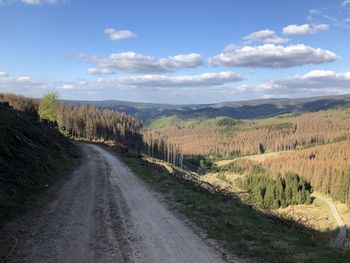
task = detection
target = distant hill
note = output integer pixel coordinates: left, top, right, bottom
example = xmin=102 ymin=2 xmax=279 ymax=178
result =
xmin=66 ymin=94 xmax=350 ymax=122
xmin=0 ymin=102 xmax=78 ymax=224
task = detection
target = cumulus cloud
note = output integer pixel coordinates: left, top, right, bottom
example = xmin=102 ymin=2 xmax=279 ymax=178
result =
xmin=51 ymin=71 xmax=245 ymax=102
xmin=283 ymin=23 xmax=329 ymax=35
xmin=87 ymin=67 xmax=114 ymax=75
xmin=208 ymin=44 xmax=338 ymax=68
xmin=0 ymin=72 xmax=50 ymax=98
xmin=2 ymin=70 xmax=350 ymax=103
xmin=0 ymin=70 xmax=242 ymax=100
xmin=52 ymin=70 xmax=350 ymax=102
xmin=243 ymin=29 xmax=288 ymax=44
xmin=81 ymin=52 xmax=203 ymax=74
xmin=94 ymin=71 xmax=244 ymax=88
xmin=254 ymin=70 xmax=350 ymax=97
xmin=59 ymin=84 xmax=75 ymax=89
xmin=104 ymin=28 xmax=135 ymax=41
xmin=0 ymin=74 xmax=36 ymax=86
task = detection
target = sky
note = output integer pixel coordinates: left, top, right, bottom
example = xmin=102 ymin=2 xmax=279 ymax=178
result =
xmin=1 ymin=0 xmax=350 ymax=104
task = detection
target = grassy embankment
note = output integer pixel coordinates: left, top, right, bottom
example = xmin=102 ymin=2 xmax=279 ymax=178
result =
xmin=0 ymin=103 xmax=79 ymax=225
xmin=119 ymin=153 xmax=350 ymax=263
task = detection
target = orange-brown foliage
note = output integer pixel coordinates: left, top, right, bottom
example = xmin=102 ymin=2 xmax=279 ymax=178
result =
xmin=235 ymin=141 xmax=350 ymax=201
xmin=152 ymin=109 xmax=350 ymax=156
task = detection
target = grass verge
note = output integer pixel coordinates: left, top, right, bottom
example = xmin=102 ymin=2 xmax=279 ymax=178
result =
xmin=121 ymin=155 xmax=350 ymax=263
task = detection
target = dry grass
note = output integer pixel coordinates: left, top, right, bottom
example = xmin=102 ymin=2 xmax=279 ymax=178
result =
xmin=216 ymin=151 xmax=285 ymax=167
xmin=277 ymin=199 xmax=338 ymax=233
xmin=198 ymin=171 xmax=344 ymax=236
xmin=200 ymin=172 xmax=244 ymax=191
xmin=142 ymin=156 xmax=174 ymax=174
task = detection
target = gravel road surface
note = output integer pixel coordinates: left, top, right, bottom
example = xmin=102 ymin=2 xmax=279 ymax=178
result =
xmin=1 ymin=143 xmax=227 ymax=263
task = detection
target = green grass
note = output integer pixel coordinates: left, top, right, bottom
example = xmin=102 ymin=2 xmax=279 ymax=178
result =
xmin=146 ymin=115 xmax=179 ymax=128
xmin=121 ymin=156 xmax=350 ymax=263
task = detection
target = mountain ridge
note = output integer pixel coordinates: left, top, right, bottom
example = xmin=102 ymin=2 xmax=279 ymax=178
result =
xmin=65 ymin=94 xmax=350 ymax=121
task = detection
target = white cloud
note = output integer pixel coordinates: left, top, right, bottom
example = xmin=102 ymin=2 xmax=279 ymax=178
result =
xmin=159 ymin=54 xmax=203 ymax=71
xmin=17 ymin=76 xmax=32 ymax=81
xmin=2 ymin=70 xmax=350 ymax=103
xmin=223 ymin=44 xmax=241 ymax=53
xmin=82 ymin=52 xmax=203 ymax=74
xmin=342 ymin=0 xmax=350 ymax=7
xmin=0 ymin=72 xmax=9 ymax=77
xmin=50 ymin=71 xmax=245 ymax=103
xmin=208 ymin=44 xmax=338 ymax=68
xmin=94 ymin=71 xmax=244 ymax=88
xmin=104 ymin=28 xmax=135 ymax=41
xmin=60 ymin=84 xmax=74 ymax=89
xmin=243 ymin=29 xmax=288 ymax=44
xmin=0 ymin=72 xmax=49 ymax=98
xmin=87 ymin=67 xmax=114 ymax=75
xmin=309 ymin=9 xmax=322 ymax=15
xmin=255 ymin=70 xmax=350 ymax=96
xmin=283 ymin=23 xmax=329 ymax=35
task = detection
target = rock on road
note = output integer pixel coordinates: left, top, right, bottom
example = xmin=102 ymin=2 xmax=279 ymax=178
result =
xmin=2 ymin=143 xmax=228 ymax=263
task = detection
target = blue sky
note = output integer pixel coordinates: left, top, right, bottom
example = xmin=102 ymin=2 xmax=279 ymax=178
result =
xmin=1 ymin=0 xmax=350 ymax=103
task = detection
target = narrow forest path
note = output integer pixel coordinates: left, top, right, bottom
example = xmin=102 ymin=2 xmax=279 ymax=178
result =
xmin=312 ymin=193 xmax=346 ymax=247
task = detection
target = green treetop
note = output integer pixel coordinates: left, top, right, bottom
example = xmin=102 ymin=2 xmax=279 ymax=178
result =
xmin=39 ymin=92 xmax=58 ymax=122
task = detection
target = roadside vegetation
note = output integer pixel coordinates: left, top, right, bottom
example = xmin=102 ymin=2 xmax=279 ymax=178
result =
xmin=121 ymin=154 xmax=350 ymax=262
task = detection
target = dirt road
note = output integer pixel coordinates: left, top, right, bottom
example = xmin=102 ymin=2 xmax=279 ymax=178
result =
xmin=1 ymin=143 xmax=227 ymax=263
xmin=312 ymin=193 xmax=346 ymax=247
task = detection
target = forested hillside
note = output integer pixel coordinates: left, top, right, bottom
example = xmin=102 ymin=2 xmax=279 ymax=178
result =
xmin=1 ymin=93 xmax=144 ymax=151
xmin=147 ymin=107 xmax=350 ymax=156
xmin=144 ymin=103 xmax=350 ymax=212
xmin=57 ymin=103 xmax=143 ymax=150
xmin=230 ymin=141 xmax=350 ymax=207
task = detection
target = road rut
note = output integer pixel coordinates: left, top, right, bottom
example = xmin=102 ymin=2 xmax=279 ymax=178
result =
xmin=1 ymin=143 xmax=227 ymax=263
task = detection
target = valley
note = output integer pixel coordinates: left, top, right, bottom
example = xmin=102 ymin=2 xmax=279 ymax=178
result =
xmin=1 ymin=93 xmax=350 ymax=262
xmin=2 ymin=1 xmax=350 ymax=262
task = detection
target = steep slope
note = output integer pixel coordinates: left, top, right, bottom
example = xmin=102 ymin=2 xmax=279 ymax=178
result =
xmin=0 ymin=102 xmax=78 ymax=224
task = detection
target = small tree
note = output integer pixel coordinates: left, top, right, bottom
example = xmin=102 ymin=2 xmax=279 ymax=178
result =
xmin=39 ymin=92 xmax=58 ymax=122
xmin=259 ymin=143 xmax=265 ymax=154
